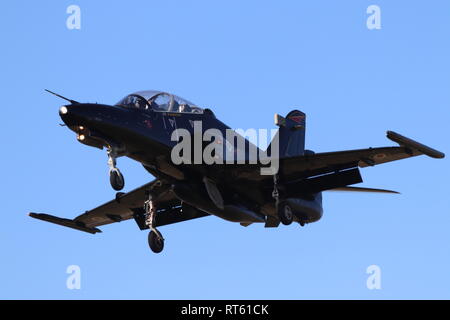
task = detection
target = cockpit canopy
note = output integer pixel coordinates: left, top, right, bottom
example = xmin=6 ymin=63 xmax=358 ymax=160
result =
xmin=116 ymin=90 xmax=203 ymax=114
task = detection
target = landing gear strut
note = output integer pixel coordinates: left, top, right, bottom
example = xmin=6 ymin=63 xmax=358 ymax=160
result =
xmin=272 ymin=175 xmax=295 ymax=225
xmin=107 ymin=148 xmax=125 ymax=191
xmin=144 ymin=193 xmax=164 ymax=253
xmin=272 ymin=174 xmax=293 ymax=225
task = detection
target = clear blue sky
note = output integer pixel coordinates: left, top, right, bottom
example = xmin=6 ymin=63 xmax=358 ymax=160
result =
xmin=1 ymin=1 xmax=449 ymax=299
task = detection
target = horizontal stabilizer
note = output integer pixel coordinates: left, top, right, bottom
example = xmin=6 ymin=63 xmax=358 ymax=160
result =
xmin=285 ymin=168 xmax=362 ymax=196
xmin=387 ymin=131 xmax=445 ymax=159
xmin=29 ymin=212 xmax=102 ymax=234
xmin=328 ymin=186 xmax=399 ymax=194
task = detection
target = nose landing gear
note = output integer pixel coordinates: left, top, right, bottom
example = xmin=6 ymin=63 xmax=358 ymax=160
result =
xmin=107 ymin=148 xmax=125 ymax=191
xmin=144 ymin=193 xmax=165 ymax=253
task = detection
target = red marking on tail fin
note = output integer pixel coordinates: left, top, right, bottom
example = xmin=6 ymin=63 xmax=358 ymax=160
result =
xmin=288 ymin=115 xmax=305 ymax=124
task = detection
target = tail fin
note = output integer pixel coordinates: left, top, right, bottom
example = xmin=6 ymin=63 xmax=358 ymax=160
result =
xmin=268 ymin=110 xmax=306 ymax=158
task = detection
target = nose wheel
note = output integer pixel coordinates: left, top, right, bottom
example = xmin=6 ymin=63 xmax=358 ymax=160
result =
xmin=107 ymin=148 xmax=125 ymax=191
xmin=144 ymin=192 xmax=165 ymax=253
xmin=109 ymin=169 xmax=125 ymax=191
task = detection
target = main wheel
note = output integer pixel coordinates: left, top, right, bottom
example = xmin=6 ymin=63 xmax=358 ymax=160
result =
xmin=278 ymin=201 xmax=294 ymax=225
xmin=148 ymin=230 xmax=164 ymax=253
xmin=110 ymin=169 xmax=125 ymax=191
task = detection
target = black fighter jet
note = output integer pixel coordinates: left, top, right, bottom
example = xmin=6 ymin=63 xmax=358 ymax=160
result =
xmin=29 ymin=89 xmax=445 ymax=253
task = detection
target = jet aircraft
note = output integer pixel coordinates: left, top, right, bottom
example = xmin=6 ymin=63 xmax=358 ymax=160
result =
xmin=29 ymin=90 xmax=445 ymax=253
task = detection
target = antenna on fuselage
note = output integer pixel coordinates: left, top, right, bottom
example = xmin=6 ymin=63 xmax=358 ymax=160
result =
xmin=45 ymin=89 xmax=79 ymax=104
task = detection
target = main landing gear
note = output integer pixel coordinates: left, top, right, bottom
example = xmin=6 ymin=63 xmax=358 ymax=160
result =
xmin=277 ymin=201 xmax=294 ymax=226
xmin=144 ymin=192 xmax=165 ymax=253
xmin=272 ymin=174 xmax=304 ymax=226
xmin=107 ymin=148 xmax=125 ymax=191
xmin=272 ymin=174 xmax=292 ymax=226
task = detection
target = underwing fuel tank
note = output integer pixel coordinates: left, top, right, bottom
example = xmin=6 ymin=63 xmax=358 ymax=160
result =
xmin=172 ymin=183 xmax=265 ymax=223
xmin=285 ymin=192 xmax=323 ymax=223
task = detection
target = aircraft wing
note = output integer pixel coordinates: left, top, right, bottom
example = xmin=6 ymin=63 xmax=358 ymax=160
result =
xmin=280 ymin=131 xmax=445 ymax=179
xmin=29 ymin=180 xmax=209 ymax=234
xmin=224 ymin=131 xmax=444 ymax=183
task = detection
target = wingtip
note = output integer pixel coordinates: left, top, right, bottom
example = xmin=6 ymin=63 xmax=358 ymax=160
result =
xmin=28 ymin=212 xmax=102 ymax=234
xmin=386 ymin=130 xmax=445 ymax=159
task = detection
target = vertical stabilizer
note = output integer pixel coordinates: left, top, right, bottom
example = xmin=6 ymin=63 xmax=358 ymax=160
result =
xmin=269 ymin=110 xmax=306 ymax=158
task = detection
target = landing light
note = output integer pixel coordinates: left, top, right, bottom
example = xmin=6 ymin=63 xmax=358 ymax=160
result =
xmin=78 ymin=134 xmax=85 ymax=141
xmin=60 ymin=106 xmax=68 ymax=115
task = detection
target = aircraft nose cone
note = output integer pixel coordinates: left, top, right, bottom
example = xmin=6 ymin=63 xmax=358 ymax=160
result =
xmin=59 ymin=103 xmax=130 ymax=129
xmin=59 ymin=105 xmax=85 ymax=127
xmin=59 ymin=104 xmax=95 ymax=127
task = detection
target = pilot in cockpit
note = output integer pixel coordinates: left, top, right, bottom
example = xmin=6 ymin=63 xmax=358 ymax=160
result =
xmin=116 ymin=91 xmax=203 ymax=114
xmin=179 ymin=104 xmax=191 ymax=113
xmin=134 ymin=98 xmax=147 ymax=110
